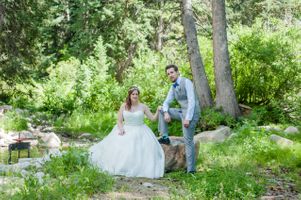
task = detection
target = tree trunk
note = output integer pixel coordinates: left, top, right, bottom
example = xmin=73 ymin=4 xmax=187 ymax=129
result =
xmin=212 ymin=0 xmax=241 ymax=118
xmin=0 ymin=4 xmax=4 ymax=27
xmin=115 ymin=43 xmax=138 ymax=83
xmin=155 ymin=0 xmax=164 ymax=51
xmin=181 ymin=0 xmax=213 ymax=108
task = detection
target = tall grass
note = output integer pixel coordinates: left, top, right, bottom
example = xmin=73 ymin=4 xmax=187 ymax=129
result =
xmin=7 ymin=148 xmax=114 ymax=199
xmin=167 ymin=121 xmax=301 ymax=199
xmin=0 ymin=110 xmax=28 ymax=131
xmin=53 ymin=110 xmax=116 ymax=139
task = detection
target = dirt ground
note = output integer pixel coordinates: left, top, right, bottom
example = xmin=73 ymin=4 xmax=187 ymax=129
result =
xmin=90 ymin=176 xmax=176 ymax=200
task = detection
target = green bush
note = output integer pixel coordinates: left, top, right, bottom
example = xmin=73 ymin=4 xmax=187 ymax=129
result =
xmin=43 ymin=148 xmax=90 ymax=177
xmin=0 ymin=110 xmax=28 ymax=131
xmin=11 ymin=148 xmax=114 ymax=199
xmin=245 ymin=102 xmax=296 ymax=125
xmin=198 ymin=108 xmax=237 ymax=131
xmin=37 ymin=37 xmax=112 ymax=114
xmin=230 ymin=23 xmax=301 ymax=105
xmin=53 ymin=110 xmax=116 ymax=138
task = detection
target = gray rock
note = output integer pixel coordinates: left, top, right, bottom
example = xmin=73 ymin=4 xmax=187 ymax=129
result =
xmin=19 ymin=131 xmax=35 ymax=139
xmin=0 ymin=164 xmax=9 ymax=173
xmin=142 ymin=182 xmax=153 ymax=188
xmin=41 ymin=132 xmax=61 ymax=148
xmin=0 ymin=139 xmax=5 ymax=147
xmin=259 ymin=125 xmax=282 ymax=132
xmin=35 ymin=172 xmax=45 ymax=184
xmin=18 ymin=158 xmax=33 ymax=163
xmin=42 ymin=126 xmax=54 ymax=132
xmin=24 ymin=139 xmax=39 ymax=146
xmin=15 ymin=108 xmax=26 ymax=114
xmin=20 ymin=169 xmax=29 ymax=177
xmin=42 ymin=148 xmax=62 ymax=162
xmin=0 ymin=105 xmax=13 ymax=114
xmin=261 ymin=195 xmax=285 ymax=200
xmin=284 ymin=126 xmax=299 ymax=135
xmin=0 ymin=128 xmax=5 ymax=137
xmin=270 ymin=134 xmax=293 ymax=147
xmin=16 ymin=161 xmax=32 ymax=170
xmin=30 ymin=129 xmax=43 ymax=137
xmin=0 ymin=133 xmax=14 ymax=146
xmin=36 ymin=126 xmax=44 ymax=131
xmin=78 ymin=133 xmax=94 ymax=140
xmin=194 ymin=126 xmax=232 ymax=143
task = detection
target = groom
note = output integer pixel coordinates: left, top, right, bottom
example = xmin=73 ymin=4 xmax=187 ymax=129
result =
xmin=158 ymin=64 xmax=200 ymax=173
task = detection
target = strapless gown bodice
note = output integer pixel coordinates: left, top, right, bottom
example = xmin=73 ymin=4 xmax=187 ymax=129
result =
xmin=123 ymin=110 xmax=144 ymax=126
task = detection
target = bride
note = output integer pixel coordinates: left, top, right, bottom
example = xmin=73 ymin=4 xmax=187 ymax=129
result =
xmin=89 ymin=86 xmax=165 ymax=178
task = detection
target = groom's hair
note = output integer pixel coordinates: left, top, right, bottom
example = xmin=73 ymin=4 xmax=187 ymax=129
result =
xmin=165 ymin=64 xmax=178 ymax=72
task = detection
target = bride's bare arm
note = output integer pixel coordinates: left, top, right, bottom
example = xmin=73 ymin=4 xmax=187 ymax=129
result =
xmin=144 ymin=104 xmax=161 ymax=121
xmin=117 ymin=103 xmax=125 ymax=135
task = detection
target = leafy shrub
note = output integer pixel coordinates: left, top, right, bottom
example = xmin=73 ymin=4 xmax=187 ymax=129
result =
xmin=198 ymin=108 xmax=237 ymax=131
xmin=0 ymin=110 xmax=28 ymax=131
xmin=122 ymin=50 xmax=170 ymax=110
xmin=39 ymin=57 xmax=81 ymax=114
xmin=37 ymin=37 xmax=112 ymax=114
xmin=43 ymin=148 xmax=91 ymax=177
xmin=245 ymin=103 xmax=293 ymax=125
xmin=53 ymin=110 xmax=116 ymax=138
xmin=11 ymin=148 xmax=114 ymax=199
xmin=7 ymin=82 xmax=38 ymax=110
xmin=230 ymin=23 xmax=301 ymax=105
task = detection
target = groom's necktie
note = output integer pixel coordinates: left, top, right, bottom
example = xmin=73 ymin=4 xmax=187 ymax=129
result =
xmin=173 ymin=82 xmax=179 ymax=88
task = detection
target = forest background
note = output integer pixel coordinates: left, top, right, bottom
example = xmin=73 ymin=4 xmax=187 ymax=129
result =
xmin=0 ymin=0 xmax=301 ymax=199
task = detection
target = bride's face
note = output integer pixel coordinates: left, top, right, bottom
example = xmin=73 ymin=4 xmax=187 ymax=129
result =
xmin=130 ymin=90 xmax=139 ymax=102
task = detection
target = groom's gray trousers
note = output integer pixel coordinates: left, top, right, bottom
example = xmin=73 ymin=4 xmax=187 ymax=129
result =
xmin=158 ymin=108 xmax=199 ymax=172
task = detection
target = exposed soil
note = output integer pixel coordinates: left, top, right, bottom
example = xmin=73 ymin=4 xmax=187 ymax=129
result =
xmin=260 ymin=168 xmax=300 ymax=200
xmin=90 ymin=176 xmax=174 ymax=199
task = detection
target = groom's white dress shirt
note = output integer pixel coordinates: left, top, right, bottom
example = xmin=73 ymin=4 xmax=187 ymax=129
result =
xmin=162 ymin=77 xmax=196 ymax=121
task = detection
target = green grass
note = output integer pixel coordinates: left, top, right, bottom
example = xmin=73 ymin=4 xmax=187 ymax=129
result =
xmin=167 ymin=167 xmax=264 ymax=199
xmin=53 ymin=110 xmax=116 ymax=139
xmin=0 ymin=147 xmax=44 ymax=165
xmin=1 ymin=110 xmax=300 ymax=199
xmin=5 ymin=147 xmax=114 ymax=199
xmin=0 ymin=110 xmax=28 ymax=131
xmin=166 ymin=122 xmax=301 ymax=199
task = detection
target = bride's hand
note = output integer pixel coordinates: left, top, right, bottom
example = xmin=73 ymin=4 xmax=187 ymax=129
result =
xmin=118 ymin=129 xmax=125 ymax=135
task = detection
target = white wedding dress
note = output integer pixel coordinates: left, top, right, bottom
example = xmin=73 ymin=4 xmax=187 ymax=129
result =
xmin=89 ymin=110 xmax=165 ymax=178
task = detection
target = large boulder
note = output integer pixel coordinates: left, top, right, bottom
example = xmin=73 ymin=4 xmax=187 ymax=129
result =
xmin=0 ymin=131 xmax=14 ymax=147
xmin=40 ymin=132 xmax=61 ymax=148
xmin=162 ymin=126 xmax=232 ymax=172
xmin=194 ymin=126 xmax=232 ymax=143
xmin=162 ymin=136 xmax=200 ymax=172
xmin=0 ymin=105 xmax=13 ymax=115
xmin=284 ymin=126 xmax=299 ymax=135
xmin=269 ymin=134 xmax=293 ymax=147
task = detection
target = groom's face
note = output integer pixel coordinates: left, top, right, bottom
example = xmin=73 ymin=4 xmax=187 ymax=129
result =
xmin=166 ymin=68 xmax=179 ymax=83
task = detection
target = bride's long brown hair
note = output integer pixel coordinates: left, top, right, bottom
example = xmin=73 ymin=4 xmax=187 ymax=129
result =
xmin=125 ymin=86 xmax=140 ymax=111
